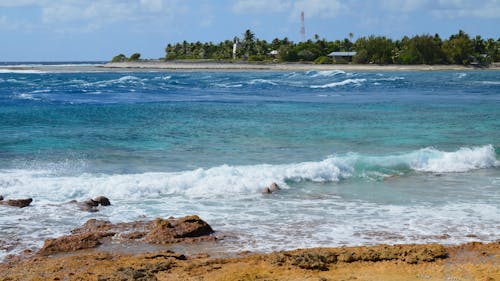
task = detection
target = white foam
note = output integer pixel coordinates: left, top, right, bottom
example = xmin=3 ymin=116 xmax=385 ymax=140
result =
xmin=408 ymin=145 xmax=499 ymax=173
xmin=1 ymin=145 xmax=496 ymax=202
xmin=15 ymin=93 xmax=40 ymax=101
xmin=311 ymin=78 xmax=366 ymax=88
xmin=248 ymin=79 xmax=278 ymax=85
xmin=309 ymin=70 xmax=346 ymax=77
xmin=0 ymin=157 xmax=354 ymax=201
xmin=0 ymin=69 xmax=45 ymax=74
xmin=480 ymin=81 xmax=500 ymax=85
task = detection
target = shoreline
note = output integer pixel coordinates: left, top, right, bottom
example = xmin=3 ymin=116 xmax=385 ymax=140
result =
xmin=103 ymin=60 xmax=500 ymax=72
xmin=1 ymin=241 xmax=498 ymax=280
xmin=1 ymin=61 xmax=499 ymax=73
xmin=1 ymin=215 xmax=498 ymax=280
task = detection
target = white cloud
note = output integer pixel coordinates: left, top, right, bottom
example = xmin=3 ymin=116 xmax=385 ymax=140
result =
xmin=232 ymin=0 xmax=345 ymax=18
xmin=292 ymin=0 xmax=345 ymax=19
xmin=381 ymin=0 xmax=500 ymax=18
xmin=232 ymin=0 xmax=291 ymax=13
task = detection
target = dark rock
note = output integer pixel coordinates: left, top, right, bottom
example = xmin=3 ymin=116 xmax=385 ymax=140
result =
xmin=270 ymin=182 xmax=281 ymax=192
xmin=0 ymin=195 xmax=3 ymax=201
xmin=94 ymin=196 xmax=111 ymax=206
xmin=262 ymin=187 xmax=272 ymax=194
xmin=0 ymin=198 xmax=33 ymax=208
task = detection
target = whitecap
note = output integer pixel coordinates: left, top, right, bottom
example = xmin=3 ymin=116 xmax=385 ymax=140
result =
xmin=311 ymin=78 xmax=367 ymax=88
xmin=248 ymin=79 xmax=278 ymax=85
xmin=0 ymin=69 xmax=45 ymax=74
xmin=309 ymin=70 xmax=346 ymax=77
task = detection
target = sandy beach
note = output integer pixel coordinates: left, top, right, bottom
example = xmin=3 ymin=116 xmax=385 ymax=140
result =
xmin=102 ymin=60 xmax=500 ymax=72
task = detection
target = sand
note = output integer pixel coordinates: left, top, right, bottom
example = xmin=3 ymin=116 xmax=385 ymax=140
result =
xmin=103 ymin=60 xmax=500 ymax=72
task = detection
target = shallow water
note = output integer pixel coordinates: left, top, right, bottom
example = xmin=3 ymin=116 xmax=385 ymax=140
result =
xmin=0 ymin=66 xmax=499 ymax=258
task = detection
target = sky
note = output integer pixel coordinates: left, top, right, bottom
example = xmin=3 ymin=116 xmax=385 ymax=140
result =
xmin=1 ymin=0 xmax=499 ymax=61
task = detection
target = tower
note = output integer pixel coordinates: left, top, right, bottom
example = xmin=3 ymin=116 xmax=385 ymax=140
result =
xmin=300 ymin=11 xmax=305 ymax=42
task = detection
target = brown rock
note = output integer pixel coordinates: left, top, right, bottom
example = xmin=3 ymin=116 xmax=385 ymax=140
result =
xmin=71 ymin=219 xmax=114 ymax=234
xmin=0 ymin=198 xmax=33 ymax=208
xmin=38 ymin=232 xmax=115 ymax=256
xmin=145 ymin=215 xmax=214 ymax=244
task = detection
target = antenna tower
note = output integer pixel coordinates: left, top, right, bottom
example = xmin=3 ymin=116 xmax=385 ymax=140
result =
xmin=300 ymin=11 xmax=305 ymax=41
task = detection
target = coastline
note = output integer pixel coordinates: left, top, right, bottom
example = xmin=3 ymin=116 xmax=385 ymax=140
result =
xmin=1 ymin=215 xmax=498 ymax=280
xmin=1 ymin=61 xmax=499 ymax=73
xmin=1 ymin=240 xmax=498 ymax=280
xmin=102 ymin=60 xmax=500 ymax=72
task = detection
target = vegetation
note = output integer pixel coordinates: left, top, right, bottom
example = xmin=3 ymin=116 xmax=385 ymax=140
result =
xmin=114 ymin=30 xmax=500 ymax=65
xmin=111 ymin=53 xmax=142 ymax=62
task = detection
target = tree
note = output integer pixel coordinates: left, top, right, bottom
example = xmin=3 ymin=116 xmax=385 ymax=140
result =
xmin=442 ymin=30 xmax=473 ymax=64
xmin=129 ymin=53 xmax=141 ymax=61
xmin=241 ymin=29 xmax=256 ymax=57
xmin=111 ymin=54 xmax=127 ymax=62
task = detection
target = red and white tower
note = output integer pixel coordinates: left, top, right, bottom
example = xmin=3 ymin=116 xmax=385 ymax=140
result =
xmin=300 ymin=11 xmax=306 ymax=42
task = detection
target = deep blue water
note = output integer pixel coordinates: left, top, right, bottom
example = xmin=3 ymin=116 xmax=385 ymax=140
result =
xmin=0 ymin=67 xmax=499 ymax=258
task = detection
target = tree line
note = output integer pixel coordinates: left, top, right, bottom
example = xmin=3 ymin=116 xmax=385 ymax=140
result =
xmin=115 ymin=30 xmax=500 ymax=65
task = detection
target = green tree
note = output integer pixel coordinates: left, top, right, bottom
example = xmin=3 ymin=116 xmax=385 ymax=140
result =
xmin=111 ymin=54 xmax=127 ymax=62
xmin=129 ymin=53 xmax=141 ymax=61
xmin=442 ymin=30 xmax=474 ymax=64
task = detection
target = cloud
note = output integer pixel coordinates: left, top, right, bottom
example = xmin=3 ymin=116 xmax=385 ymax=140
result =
xmin=232 ymin=0 xmax=345 ymax=18
xmin=381 ymin=0 xmax=500 ymax=18
xmin=0 ymin=0 xmax=188 ymax=33
xmin=232 ymin=0 xmax=291 ymax=13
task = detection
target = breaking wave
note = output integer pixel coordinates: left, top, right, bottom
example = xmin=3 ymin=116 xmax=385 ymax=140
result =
xmin=310 ymin=78 xmax=367 ymax=88
xmin=0 ymin=145 xmax=497 ymax=200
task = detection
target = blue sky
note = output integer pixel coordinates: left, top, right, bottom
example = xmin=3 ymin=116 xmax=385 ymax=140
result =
xmin=1 ymin=0 xmax=499 ymax=61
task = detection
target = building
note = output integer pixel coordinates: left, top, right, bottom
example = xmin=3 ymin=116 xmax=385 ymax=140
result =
xmin=327 ymin=51 xmax=357 ymax=63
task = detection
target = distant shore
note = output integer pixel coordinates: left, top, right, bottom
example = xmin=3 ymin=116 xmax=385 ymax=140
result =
xmin=103 ymin=60 xmax=500 ymax=72
xmin=1 ymin=61 xmax=499 ymax=73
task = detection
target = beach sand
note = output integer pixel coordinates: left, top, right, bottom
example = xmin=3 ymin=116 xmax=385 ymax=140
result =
xmin=103 ymin=61 xmax=500 ymax=72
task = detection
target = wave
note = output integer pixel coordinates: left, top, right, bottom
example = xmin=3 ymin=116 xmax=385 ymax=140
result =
xmin=83 ymin=75 xmax=145 ymax=87
xmin=248 ymin=79 xmax=278 ymax=85
xmin=0 ymin=69 xmax=46 ymax=74
xmin=0 ymin=145 xmax=497 ymax=200
xmin=310 ymin=78 xmax=367 ymax=88
xmin=308 ymin=70 xmax=346 ymax=77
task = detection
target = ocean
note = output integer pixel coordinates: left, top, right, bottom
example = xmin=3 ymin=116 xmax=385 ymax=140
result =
xmin=0 ymin=64 xmax=499 ymax=259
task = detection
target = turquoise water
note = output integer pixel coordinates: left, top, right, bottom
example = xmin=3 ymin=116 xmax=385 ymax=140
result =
xmin=0 ymin=67 xmax=499 ymax=257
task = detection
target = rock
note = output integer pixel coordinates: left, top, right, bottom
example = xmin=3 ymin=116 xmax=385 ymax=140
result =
xmin=270 ymin=244 xmax=448 ymax=270
xmin=270 ymin=182 xmax=281 ymax=192
xmin=38 ymin=232 xmax=115 ymax=256
xmin=37 ymin=215 xmax=215 ymax=255
xmin=262 ymin=187 xmax=272 ymax=194
xmin=0 ymin=195 xmax=3 ymax=201
xmin=94 ymin=196 xmax=111 ymax=206
xmin=69 ymin=196 xmax=110 ymax=212
xmin=0 ymin=198 xmax=33 ymax=208
xmin=145 ymin=215 xmax=214 ymax=244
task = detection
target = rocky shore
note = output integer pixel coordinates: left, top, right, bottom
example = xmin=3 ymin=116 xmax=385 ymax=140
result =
xmin=0 ymin=215 xmax=498 ymax=281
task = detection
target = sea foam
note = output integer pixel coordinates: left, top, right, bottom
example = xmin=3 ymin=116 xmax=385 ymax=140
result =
xmin=0 ymin=145 xmax=496 ymax=200
xmin=310 ymin=78 xmax=367 ymax=88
